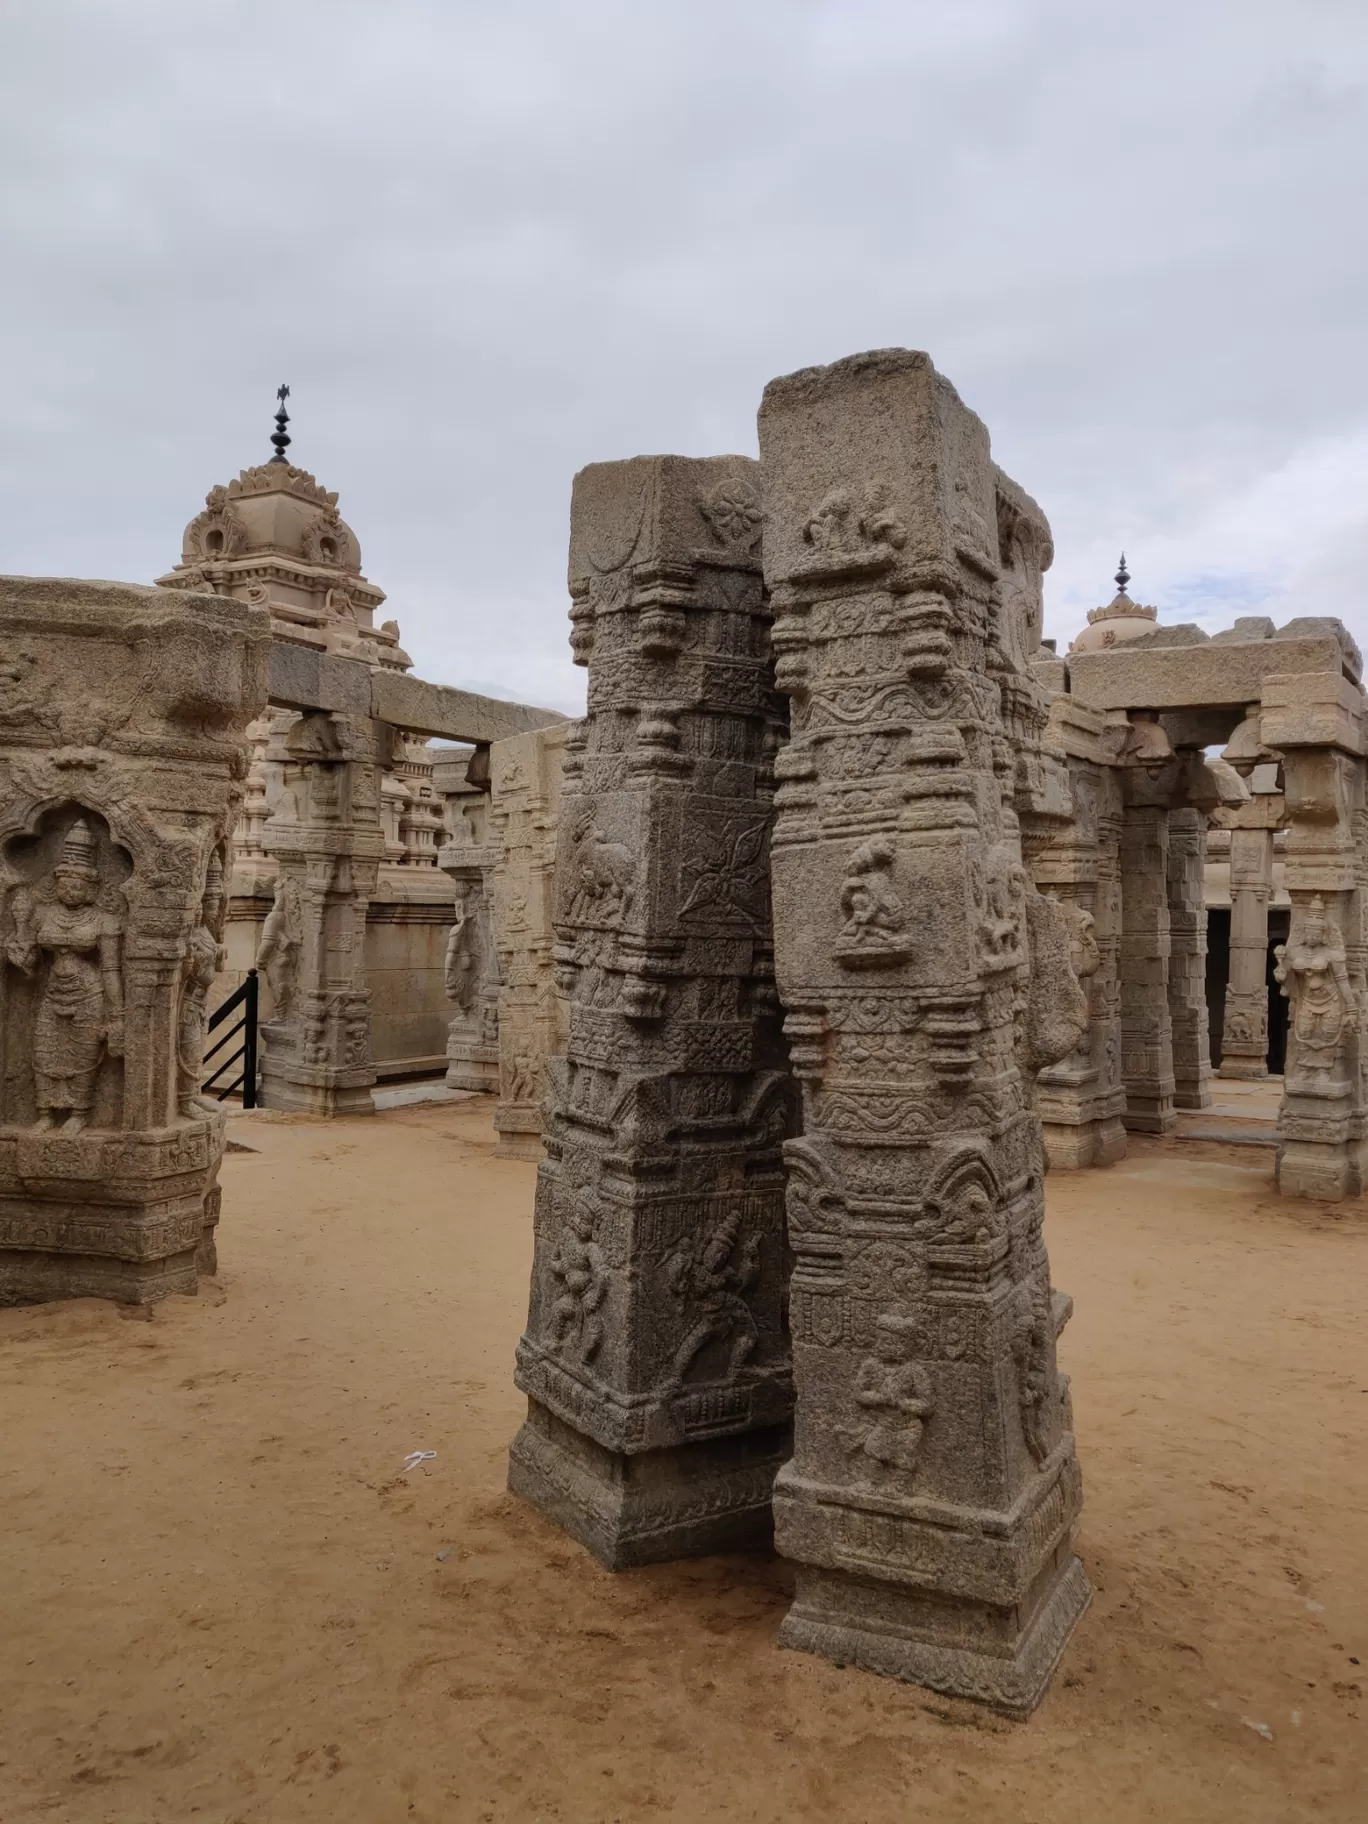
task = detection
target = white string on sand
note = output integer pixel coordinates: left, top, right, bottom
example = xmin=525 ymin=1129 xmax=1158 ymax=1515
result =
xmin=402 ymin=1450 xmax=437 ymax=1473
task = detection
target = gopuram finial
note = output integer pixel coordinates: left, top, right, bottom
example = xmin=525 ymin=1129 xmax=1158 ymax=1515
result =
xmin=270 ymin=384 xmax=291 ymax=464
xmin=1115 ymin=552 xmax=1131 ymax=596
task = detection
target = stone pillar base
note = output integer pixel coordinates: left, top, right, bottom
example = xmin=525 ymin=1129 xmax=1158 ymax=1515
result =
xmin=778 ymin=1549 xmax=1091 ymax=1720
xmin=1218 ymin=1057 xmax=1269 ymax=1080
xmin=508 ymin=1400 xmax=787 ymax=1570
xmin=1122 ymin=1102 xmax=1177 ymax=1136
xmin=258 ymin=1061 xmax=375 ymax=1117
xmin=1042 ymin=1116 xmax=1127 ymax=1170
xmin=445 ymin=1049 xmax=498 ymax=1094
xmin=1173 ymin=1083 xmax=1213 ymax=1111
xmin=493 ymin=1104 xmax=543 ymax=1161
xmin=1276 ymin=1137 xmax=1368 ymax=1202
xmin=0 ymin=1117 xmax=225 ymax=1307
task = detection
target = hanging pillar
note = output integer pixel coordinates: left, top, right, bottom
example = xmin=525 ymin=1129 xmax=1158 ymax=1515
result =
xmin=1166 ymin=803 xmax=1213 ymax=1109
xmin=1220 ymin=825 xmax=1275 ymax=1078
xmin=1119 ymin=785 xmax=1177 ymax=1135
xmin=257 ymin=711 xmax=386 ymax=1116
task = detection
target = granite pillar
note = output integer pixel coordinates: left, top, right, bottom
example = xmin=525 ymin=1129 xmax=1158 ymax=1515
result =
xmin=0 ymin=577 xmax=269 ymax=1303
xmin=257 ymin=712 xmax=385 ymax=1116
xmin=1166 ymin=804 xmax=1213 ymax=1110
xmin=508 ymin=453 xmax=795 ymax=1567
xmin=758 ymin=349 xmax=1091 ymax=1716
xmin=1119 ymin=794 xmax=1177 ymax=1135
xmin=1220 ymin=826 xmax=1275 ymax=1077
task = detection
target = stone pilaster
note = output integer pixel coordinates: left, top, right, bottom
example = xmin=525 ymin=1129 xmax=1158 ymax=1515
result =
xmin=1220 ymin=825 xmax=1275 ymax=1078
xmin=1166 ymin=804 xmax=1212 ymax=1110
xmin=1263 ymin=669 xmax=1368 ymax=1199
xmin=1030 ymin=694 xmax=1127 ymax=1167
xmin=487 ymin=725 xmax=569 ymax=1160
xmin=508 ymin=453 xmax=795 ymax=1569
xmin=1118 ymin=787 xmax=1177 ymax=1135
xmin=257 ymin=712 xmax=386 ymax=1117
xmin=758 ymin=349 xmax=1090 ymax=1716
xmin=0 ymin=577 xmax=269 ymax=1304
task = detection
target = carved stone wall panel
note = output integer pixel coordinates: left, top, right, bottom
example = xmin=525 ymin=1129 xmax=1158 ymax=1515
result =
xmin=757 ymin=350 xmax=1089 ymax=1716
xmin=508 ymin=453 xmax=796 ymax=1569
xmin=0 ymin=576 xmax=269 ymax=1303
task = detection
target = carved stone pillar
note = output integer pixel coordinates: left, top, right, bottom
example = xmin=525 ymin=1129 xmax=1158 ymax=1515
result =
xmin=1166 ymin=804 xmax=1212 ymax=1109
xmin=1119 ymin=790 xmax=1177 ymax=1134
xmin=434 ymin=756 xmax=500 ymax=1094
xmin=257 ymin=712 xmax=386 ymax=1117
xmin=0 ymin=577 xmax=269 ymax=1303
xmin=487 ymin=725 xmax=569 ymax=1160
xmin=1030 ymin=695 xmax=1127 ymax=1167
xmin=1220 ymin=825 xmax=1275 ymax=1077
xmin=508 ymin=453 xmax=795 ymax=1569
xmin=758 ymin=349 xmax=1090 ymax=1716
xmin=1263 ymin=664 xmax=1368 ymax=1198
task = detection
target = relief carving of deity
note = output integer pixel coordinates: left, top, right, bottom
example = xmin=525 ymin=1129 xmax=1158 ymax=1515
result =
xmin=5 ymin=818 xmax=125 ymax=1132
xmin=547 ymin=1189 xmax=608 ymax=1362
xmin=177 ymin=851 xmax=227 ymax=1118
xmin=835 ymin=838 xmax=910 ymax=969
xmin=444 ymin=882 xmax=481 ymax=1015
xmin=1274 ymin=897 xmax=1357 ymax=1070
xmin=839 ymin=1313 xmax=935 ymax=1486
xmin=662 ymin=1211 xmax=762 ymax=1392
xmin=256 ymin=874 xmax=302 ymax=1021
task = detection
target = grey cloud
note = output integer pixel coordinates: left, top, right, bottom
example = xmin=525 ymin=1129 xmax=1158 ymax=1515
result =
xmin=2 ymin=0 xmax=1365 ymax=708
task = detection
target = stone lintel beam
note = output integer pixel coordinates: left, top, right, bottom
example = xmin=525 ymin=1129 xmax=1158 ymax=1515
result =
xmin=267 ymin=642 xmax=567 ymax=744
xmin=1210 ymin=793 xmax=1286 ymax=833
xmin=1160 ymin=707 xmax=1245 ymax=750
xmin=1260 ymin=673 xmax=1365 ymax=755
xmin=1068 ymin=638 xmax=1350 ymax=714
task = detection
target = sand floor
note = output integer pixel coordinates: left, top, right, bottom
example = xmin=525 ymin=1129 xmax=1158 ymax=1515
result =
xmin=2 ymin=1102 xmax=1366 ymax=1823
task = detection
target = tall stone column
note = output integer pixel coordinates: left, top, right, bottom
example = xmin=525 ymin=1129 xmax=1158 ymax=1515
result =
xmin=434 ymin=754 xmax=501 ymax=1094
xmin=257 ymin=712 xmax=385 ymax=1116
xmin=758 ymin=350 xmax=1091 ymax=1716
xmin=0 ymin=577 xmax=269 ymax=1303
xmin=1030 ymin=694 xmax=1127 ymax=1167
xmin=1118 ymin=787 xmax=1177 ymax=1134
xmin=508 ymin=454 xmax=795 ymax=1567
xmin=1220 ymin=824 xmax=1275 ymax=1077
xmin=1263 ymin=668 xmax=1368 ymax=1198
xmin=1166 ymin=804 xmax=1212 ymax=1109
xmin=487 ymin=725 xmax=569 ymax=1160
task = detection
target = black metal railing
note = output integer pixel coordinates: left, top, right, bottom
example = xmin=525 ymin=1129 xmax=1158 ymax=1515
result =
xmin=203 ymin=968 xmax=259 ymax=1107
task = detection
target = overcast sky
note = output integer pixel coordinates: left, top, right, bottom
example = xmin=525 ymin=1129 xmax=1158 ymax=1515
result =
xmin=3 ymin=1 xmax=1365 ymax=713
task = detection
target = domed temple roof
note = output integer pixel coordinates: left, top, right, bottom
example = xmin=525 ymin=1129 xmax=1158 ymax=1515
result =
xmin=156 ymin=387 xmax=410 ymax=673
xmin=1068 ymin=555 xmax=1160 ymax=654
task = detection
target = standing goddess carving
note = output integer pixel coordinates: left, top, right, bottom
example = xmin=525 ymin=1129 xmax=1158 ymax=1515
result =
xmin=178 ymin=851 xmax=227 ymax=1117
xmin=256 ymin=873 xmax=301 ymax=1019
xmin=5 ymin=819 xmax=124 ymax=1132
xmin=1274 ymin=897 xmax=1357 ymax=1069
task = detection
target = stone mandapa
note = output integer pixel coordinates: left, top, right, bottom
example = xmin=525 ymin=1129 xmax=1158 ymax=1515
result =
xmin=757 ymin=349 xmax=1091 ymax=1715
xmin=0 ymin=576 xmax=269 ymax=1303
xmin=508 ymin=453 xmax=797 ymax=1567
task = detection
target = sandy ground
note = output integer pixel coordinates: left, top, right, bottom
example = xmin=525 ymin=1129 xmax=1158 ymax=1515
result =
xmin=2 ymin=1102 xmax=1366 ymax=1824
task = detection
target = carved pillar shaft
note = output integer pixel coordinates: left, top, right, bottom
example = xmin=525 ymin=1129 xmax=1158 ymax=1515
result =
xmin=258 ymin=713 xmax=385 ymax=1117
xmin=1220 ymin=827 xmax=1274 ymax=1077
xmin=1119 ymin=802 xmax=1177 ymax=1134
xmin=508 ymin=454 xmax=794 ymax=1569
xmin=757 ymin=350 xmax=1089 ymax=1717
xmin=1272 ymin=740 xmax=1368 ymax=1199
xmin=1166 ymin=805 xmax=1212 ymax=1110
xmin=435 ymin=765 xmax=501 ymax=1095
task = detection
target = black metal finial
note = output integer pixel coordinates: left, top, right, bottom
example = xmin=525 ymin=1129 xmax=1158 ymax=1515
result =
xmin=270 ymin=384 xmax=291 ymax=463
xmin=1115 ymin=552 xmax=1130 ymax=596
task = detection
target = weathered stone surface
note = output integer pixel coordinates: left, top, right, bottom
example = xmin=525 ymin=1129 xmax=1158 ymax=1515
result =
xmin=436 ymin=763 xmax=501 ymax=1096
xmin=256 ymin=712 xmax=388 ymax=1116
xmin=1220 ymin=825 xmax=1275 ymax=1077
xmin=487 ymin=725 xmax=569 ymax=1159
xmin=0 ymin=577 xmax=269 ymax=1303
xmin=1167 ymin=805 xmax=1212 ymax=1110
xmin=757 ymin=350 xmax=1089 ymax=1715
xmin=1030 ymin=694 xmax=1127 ymax=1168
xmin=1068 ymin=635 xmax=1353 ymax=714
xmin=508 ymin=453 xmax=795 ymax=1568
